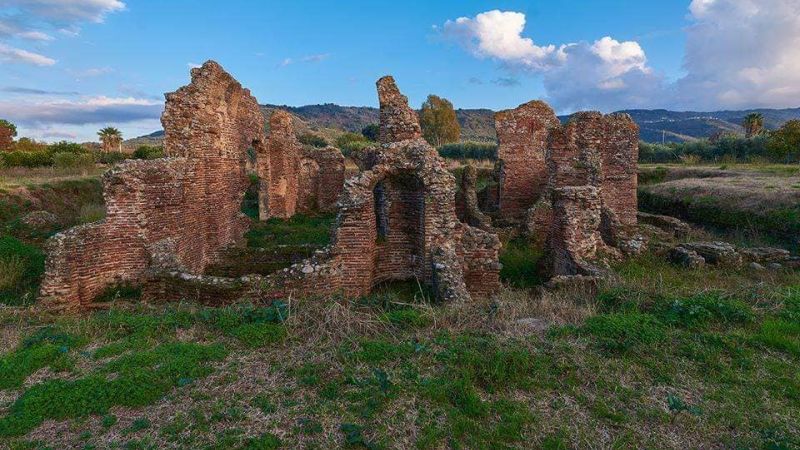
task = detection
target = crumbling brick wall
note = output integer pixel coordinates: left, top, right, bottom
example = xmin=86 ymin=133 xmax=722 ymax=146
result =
xmin=297 ymin=146 xmax=345 ymax=214
xmin=494 ymin=101 xmax=561 ymax=221
xmin=260 ymin=112 xmax=345 ymax=219
xmin=492 ymin=101 xmax=639 ymax=278
xmin=40 ymin=61 xmax=264 ymax=311
xmin=543 ymin=112 xmax=639 ymax=277
xmin=262 ymin=110 xmax=300 ymax=219
xmin=249 ymin=76 xmax=501 ymax=302
xmin=378 ymin=76 xmax=423 ymax=144
xmin=495 ymin=103 xmax=638 ymax=228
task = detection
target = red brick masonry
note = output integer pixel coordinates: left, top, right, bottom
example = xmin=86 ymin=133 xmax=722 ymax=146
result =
xmin=40 ymin=67 xmax=497 ymax=310
xmin=41 ymin=61 xmax=266 ymax=311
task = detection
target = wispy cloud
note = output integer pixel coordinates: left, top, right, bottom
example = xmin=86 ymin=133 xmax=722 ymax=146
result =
xmin=0 ymin=96 xmax=163 ymax=126
xmin=187 ymin=62 xmax=202 ymax=69
xmin=278 ymin=53 xmax=331 ymax=67
xmin=1 ymin=86 xmax=80 ymax=95
xmin=492 ymin=77 xmax=520 ymax=87
xmin=69 ymin=66 xmax=114 ymax=77
xmin=0 ymin=43 xmax=56 ymax=66
xmin=0 ymin=0 xmax=126 ymax=66
xmin=467 ymin=77 xmax=484 ymax=85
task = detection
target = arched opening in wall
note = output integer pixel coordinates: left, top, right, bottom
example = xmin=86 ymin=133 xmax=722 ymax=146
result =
xmin=372 ymin=170 xmax=426 ymax=285
xmin=241 ymin=140 xmax=261 ymax=219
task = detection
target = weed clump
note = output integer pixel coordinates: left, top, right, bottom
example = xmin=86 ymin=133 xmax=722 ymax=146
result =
xmin=655 ymin=292 xmax=753 ymax=328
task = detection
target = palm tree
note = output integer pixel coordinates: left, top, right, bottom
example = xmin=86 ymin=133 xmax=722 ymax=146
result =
xmin=98 ymin=126 xmax=123 ymax=152
xmin=743 ymin=113 xmax=764 ymax=138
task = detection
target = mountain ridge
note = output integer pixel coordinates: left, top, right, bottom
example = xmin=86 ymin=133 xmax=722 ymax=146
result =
xmin=126 ymin=104 xmax=800 ymax=146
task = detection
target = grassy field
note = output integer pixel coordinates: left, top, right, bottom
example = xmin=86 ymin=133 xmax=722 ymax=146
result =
xmin=0 ymin=165 xmax=799 ymax=448
xmin=639 ymin=164 xmax=800 ymax=251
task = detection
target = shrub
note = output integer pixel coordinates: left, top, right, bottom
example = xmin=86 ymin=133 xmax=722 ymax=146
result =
xmin=500 ymin=239 xmax=545 ymax=288
xmin=679 ymin=154 xmax=701 ymax=165
xmin=48 ymin=141 xmax=88 ymax=154
xmin=52 ymin=152 xmax=95 ymax=171
xmin=0 ymin=151 xmax=52 ymax=168
xmin=581 ymin=312 xmax=667 ymax=352
xmin=97 ymin=151 xmax=128 ymax=165
xmin=335 ymin=132 xmax=368 ymax=148
xmin=298 ymin=133 xmax=328 ymax=148
xmin=438 ymin=141 xmax=497 ymax=160
xmin=132 ymin=145 xmax=164 ymax=160
xmin=339 ymin=139 xmax=373 ymax=157
xmin=361 ymin=123 xmax=379 ymax=141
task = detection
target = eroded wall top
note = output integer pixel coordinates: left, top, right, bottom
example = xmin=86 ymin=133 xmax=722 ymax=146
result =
xmin=377 ymin=76 xmax=423 ymax=144
xmin=162 ymin=60 xmax=266 ymax=160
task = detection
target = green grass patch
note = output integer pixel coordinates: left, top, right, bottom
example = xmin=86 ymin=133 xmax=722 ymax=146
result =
xmin=581 ymin=312 xmax=667 ymax=353
xmin=0 ymin=342 xmax=227 ymax=437
xmin=0 ymin=326 xmax=87 ymax=390
xmin=654 ymin=292 xmax=753 ymax=329
xmin=0 ymin=236 xmax=45 ymax=306
xmin=245 ymin=214 xmax=334 ymax=249
xmin=499 ymin=238 xmax=545 ymax=288
xmin=228 ymin=323 xmax=287 ymax=348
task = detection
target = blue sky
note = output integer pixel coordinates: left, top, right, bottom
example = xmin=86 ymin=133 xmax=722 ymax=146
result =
xmin=1 ymin=0 xmax=798 ymax=142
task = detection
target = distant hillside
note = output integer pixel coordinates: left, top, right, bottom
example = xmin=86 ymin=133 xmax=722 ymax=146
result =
xmin=127 ymin=105 xmax=800 ymax=146
xmin=123 ymin=130 xmax=164 ymax=150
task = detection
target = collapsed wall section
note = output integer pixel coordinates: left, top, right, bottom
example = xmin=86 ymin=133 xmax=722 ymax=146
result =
xmin=491 ymin=102 xmax=640 ymax=279
xmin=260 ymin=111 xmax=345 ymax=219
xmin=40 ymin=60 xmax=264 ymax=311
xmin=247 ymin=76 xmax=502 ymax=302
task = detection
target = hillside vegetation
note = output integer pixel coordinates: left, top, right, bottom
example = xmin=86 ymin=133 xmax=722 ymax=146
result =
xmin=127 ymin=105 xmax=800 ymax=147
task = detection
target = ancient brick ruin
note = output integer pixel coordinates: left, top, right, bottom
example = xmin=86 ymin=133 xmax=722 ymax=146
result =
xmin=250 ymin=76 xmax=501 ymax=301
xmin=494 ymin=101 xmax=561 ymax=222
xmin=493 ymin=103 xmax=640 ymax=278
xmin=40 ymin=61 xmax=264 ymax=311
xmin=260 ymin=110 xmax=345 ymax=219
xmin=39 ymin=65 xmax=497 ymax=310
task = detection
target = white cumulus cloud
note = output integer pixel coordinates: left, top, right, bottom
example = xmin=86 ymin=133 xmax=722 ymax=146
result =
xmin=441 ymin=2 xmax=800 ymax=111
xmin=676 ymin=0 xmax=800 ymax=110
xmin=440 ymin=9 xmax=661 ymax=111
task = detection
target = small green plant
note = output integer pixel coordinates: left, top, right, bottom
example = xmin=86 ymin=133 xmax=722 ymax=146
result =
xmin=240 ymin=432 xmax=281 ymax=449
xmin=667 ymin=393 xmax=701 ymax=416
xmin=101 ymin=414 xmax=117 ymax=428
xmin=251 ymin=394 xmax=276 ymax=414
xmin=125 ymin=417 xmax=151 ymax=434
xmin=656 ymin=292 xmax=753 ymax=328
